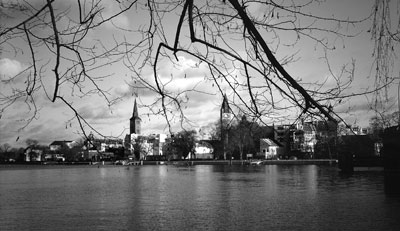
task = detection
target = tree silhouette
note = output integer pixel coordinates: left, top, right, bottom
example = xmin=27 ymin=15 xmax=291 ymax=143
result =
xmin=1 ymin=0 xmax=398 ymax=138
xmin=170 ymin=130 xmax=197 ymax=159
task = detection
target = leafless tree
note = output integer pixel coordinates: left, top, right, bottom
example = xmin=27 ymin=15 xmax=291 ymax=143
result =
xmin=1 ymin=0 xmax=398 ymax=139
xmin=0 ymin=143 xmax=11 ymax=153
xmin=369 ymin=0 xmax=400 ymax=124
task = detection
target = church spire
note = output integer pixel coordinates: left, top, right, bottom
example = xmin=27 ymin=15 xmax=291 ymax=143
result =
xmin=130 ymin=99 xmax=141 ymax=135
xmin=220 ymin=94 xmax=233 ymax=161
xmin=132 ymin=99 xmax=139 ymax=118
xmin=221 ymin=94 xmax=231 ymax=113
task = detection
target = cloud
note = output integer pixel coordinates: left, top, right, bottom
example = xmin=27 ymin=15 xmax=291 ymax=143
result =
xmin=113 ymin=84 xmax=132 ymax=98
xmin=158 ymin=56 xmax=210 ymax=80
xmin=0 ymin=119 xmax=19 ymax=144
xmin=113 ymin=80 xmax=158 ymax=99
xmin=78 ymin=104 xmax=119 ymax=122
xmin=0 ymin=114 xmax=77 ymax=147
xmin=0 ymin=58 xmax=26 ymax=80
xmin=335 ymin=101 xmax=372 ymax=114
xmin=184 ymin=91 xmax=218 ymax=108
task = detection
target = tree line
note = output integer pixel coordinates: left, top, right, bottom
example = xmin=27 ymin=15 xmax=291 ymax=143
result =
xmin=1 ymin=111 xmax=398 ymax=163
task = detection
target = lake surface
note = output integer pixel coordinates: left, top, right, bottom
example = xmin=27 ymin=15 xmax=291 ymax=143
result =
xmin=1 ymin=164 xmax=400 ymax=230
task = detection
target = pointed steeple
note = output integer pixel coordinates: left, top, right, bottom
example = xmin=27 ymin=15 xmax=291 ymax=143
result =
xmin=220 ymin=94 xmax=232 ymax=161
xmin=130 ymin=99 xmax=141 ymax=135
xmin=132 ymin=99 xmax=139 ymax=119
xmin=221 ymin=94 xmax=231 ymax=113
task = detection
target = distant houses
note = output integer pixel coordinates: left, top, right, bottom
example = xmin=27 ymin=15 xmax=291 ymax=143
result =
xmin=120 ymin=96 xmax=380 ymax=161
xmin=83 ymin=136 xmax=124 ymax=161
xmin=17 ymin=96 xmax=383 ymax=163
xmin=22 ymin=138 xmax=125 ymax=162
xmin=49 ymin=140 xmax=75 ymax=151
xmin=19 ymin=118 xmax=379 ymax=163
xmin=24 ymin=140 xmax=76 ymax=162
xmin=194 ymin=141 xmax=214 ymax=159
xmin=24 ymin=147 xmax=44 ymax=162
xmin=260 ymin=138 xmax=281 ymax=159
xmin=257 ymin=119 xmax=381 ymax=160
xmin=122 ymin=99 xmax=215 ymax=161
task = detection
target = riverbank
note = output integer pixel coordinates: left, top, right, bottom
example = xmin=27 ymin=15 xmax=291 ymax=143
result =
xmin=0 ymin=159 xmax=338 ymax=169
xmin=148 ymin=159 xmax=338 ymax=166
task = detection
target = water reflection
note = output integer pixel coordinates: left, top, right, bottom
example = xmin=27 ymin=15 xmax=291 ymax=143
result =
xmin=1 ymin=165 xmax=399 ymax=230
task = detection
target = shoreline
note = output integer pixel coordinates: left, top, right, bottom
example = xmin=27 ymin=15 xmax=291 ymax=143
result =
xmin=0 ymin=159 xmax=338 ymax=170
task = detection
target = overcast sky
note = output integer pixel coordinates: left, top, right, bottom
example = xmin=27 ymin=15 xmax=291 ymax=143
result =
xmin=1 ymin=0 xmax=399 ymax=148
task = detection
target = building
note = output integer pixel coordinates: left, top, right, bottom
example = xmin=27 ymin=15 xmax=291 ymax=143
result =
xmin=194 ymin=141 xmax=214 ymax=159
xmin=339 ymin=124 xmax=368 ymax=136
xmin=46 ymin=140 xmax=76 ymax=161
xmin=49 ymin=140 xmax=75 ymax=151
xmin=125 ymin=98 xmax=142 ymax=157
xmin=220 ymin=94 xmax=234 ymax=160
xmin=274 ymin=124 xmax=296 ymax=157
xmin=148 ymin=133 xmax=167 ymax=156
xmin=130 ymin=99 xmax=141 ymax=135
xmin=124 ymin=98 xmax=169 ymax=160
xmin=274 ymin=124 xmax=294 ymax=151
xmin=260 ymin=138 xmax=281 ymax=159
xmin=294 ymin=122 xmax=317 ymax=154
xmin=24 ymin=147 xmax=43 ymax=162
xmin=273 ymin=120 xmax=336 ymax=158
xmin=84 ymin=135 xmax=123 ymax=161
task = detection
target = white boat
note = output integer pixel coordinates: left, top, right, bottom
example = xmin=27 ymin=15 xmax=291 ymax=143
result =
xmin=249 ymin=160 xmax=263 ymax=165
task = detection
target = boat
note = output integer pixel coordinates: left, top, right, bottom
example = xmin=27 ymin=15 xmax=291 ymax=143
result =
xmin=248 ymin=160 xmax=263 ymax=166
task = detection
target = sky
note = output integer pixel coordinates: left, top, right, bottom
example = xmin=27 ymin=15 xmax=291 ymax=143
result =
xmin=0 ymin=0 xmax=399 ymax=148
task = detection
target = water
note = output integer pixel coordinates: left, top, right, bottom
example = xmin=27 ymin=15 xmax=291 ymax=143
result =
xmin=1 ymin=165 xmax=400 ymax=230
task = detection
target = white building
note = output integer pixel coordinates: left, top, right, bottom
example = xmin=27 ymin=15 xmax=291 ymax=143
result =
xmin=260 ymin=138 xmax=280 ymax=159
xmin=194 ymin=141 xmax=214 ymax=159
xmin=49 ymin=140 xmax=76 ymax=151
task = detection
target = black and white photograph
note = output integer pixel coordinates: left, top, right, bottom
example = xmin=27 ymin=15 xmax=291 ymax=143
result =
xmin=1 ymin=0 xmax=400 ymax=230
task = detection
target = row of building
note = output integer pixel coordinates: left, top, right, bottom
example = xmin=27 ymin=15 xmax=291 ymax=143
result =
xmin=24 ymin=97 xmax=379 ymax=162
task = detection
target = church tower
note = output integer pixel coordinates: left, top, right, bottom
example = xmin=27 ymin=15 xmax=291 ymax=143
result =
xmin=130 ymin=99 xmax=141 ymax=135
xmin=220 ymin=94 xmax=233 ymax=160
xmin=221 ymin=94 xmax=233 ymax=126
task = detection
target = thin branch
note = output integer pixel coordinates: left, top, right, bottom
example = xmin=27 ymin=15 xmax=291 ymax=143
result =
xmin=47 ymin=0 xmax=61 ymax=102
